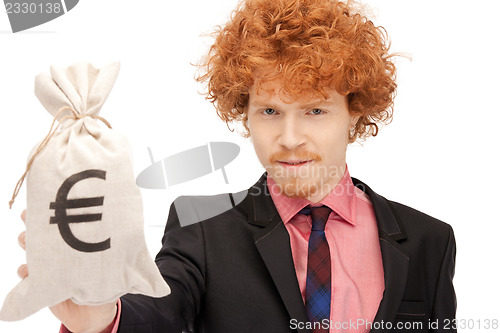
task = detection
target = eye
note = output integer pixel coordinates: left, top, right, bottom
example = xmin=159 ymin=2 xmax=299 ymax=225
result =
xmin=309 ymin=109 xmax=324 ymax=115
xmin=263 ymin=108 xmax=277 ymax=115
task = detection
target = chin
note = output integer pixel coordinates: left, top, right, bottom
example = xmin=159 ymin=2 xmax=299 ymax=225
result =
xmin=270 ymin=175 xmax=322 ymax=199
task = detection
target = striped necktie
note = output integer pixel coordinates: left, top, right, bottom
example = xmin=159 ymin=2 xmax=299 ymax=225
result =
xmin=299 ymin=205 xmax=332 ymax=332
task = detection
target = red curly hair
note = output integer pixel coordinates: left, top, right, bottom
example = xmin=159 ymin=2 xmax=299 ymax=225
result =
xmin=197 ymin=0 xmax=397 ymax=142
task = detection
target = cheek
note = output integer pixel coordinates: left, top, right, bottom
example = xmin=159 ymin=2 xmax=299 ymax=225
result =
xmin=248 ymin=123 xmax=269 ymax=159
xmin=313 ymin=123 xmax=350 ymax=157
xmin=252 ymin=135 xmax=269 ymax=160
xmin=315 ymin=122 xmax=348 ymax=141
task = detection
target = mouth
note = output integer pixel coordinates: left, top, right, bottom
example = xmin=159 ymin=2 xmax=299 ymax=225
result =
xmin=277 ymin=160 xmax=312 ymax=167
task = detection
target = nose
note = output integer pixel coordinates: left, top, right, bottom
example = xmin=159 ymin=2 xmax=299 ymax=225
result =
xmin=277 ymin=115 xmax=306 ymax=150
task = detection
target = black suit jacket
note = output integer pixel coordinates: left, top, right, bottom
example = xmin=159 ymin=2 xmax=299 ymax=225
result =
xmin=118 ymin=173 xmax=457 ymax=333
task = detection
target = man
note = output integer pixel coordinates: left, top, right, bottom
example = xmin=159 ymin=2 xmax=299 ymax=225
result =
xmin=17 ymin=0 xmax=457 ymax=332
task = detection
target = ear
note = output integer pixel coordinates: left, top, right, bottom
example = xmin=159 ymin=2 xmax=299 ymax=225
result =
xmin=350 ymin=114 xmax=360 ymax=129
xmin=243 ymin=112 xmax=250 ymax=133
xmin=245 ymin=121 xmax=253 ymax=141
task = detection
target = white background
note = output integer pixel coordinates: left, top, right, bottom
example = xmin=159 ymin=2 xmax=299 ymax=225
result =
xmin=0 ymin=0 xmax=499 ymax=331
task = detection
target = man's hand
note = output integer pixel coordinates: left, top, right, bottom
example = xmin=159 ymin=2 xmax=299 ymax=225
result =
xmin=18 ymin=210 xmax=118 ymax=333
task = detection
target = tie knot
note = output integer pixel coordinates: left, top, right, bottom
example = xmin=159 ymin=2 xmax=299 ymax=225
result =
xmin=299 ymin=205 xmax=332 ymax=231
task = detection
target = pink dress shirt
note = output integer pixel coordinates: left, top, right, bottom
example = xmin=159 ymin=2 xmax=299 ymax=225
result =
xmin=267 ymin=165 xmax=384 ymax=332
xmin=61 ymin=165 xmax=383 ymax=333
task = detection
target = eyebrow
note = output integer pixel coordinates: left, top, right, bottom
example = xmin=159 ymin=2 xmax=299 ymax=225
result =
xmin=250 ymin=101 xmax=280 ymax=109
xmin=250 ymin=100 xmax=331 ymax=109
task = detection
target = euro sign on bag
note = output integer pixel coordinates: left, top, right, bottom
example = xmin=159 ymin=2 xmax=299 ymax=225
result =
xmin=0 ymin=62 xmax=170 ymax=321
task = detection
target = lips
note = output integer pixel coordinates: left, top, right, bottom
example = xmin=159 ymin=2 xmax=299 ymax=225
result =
xmin=278 ymin=160 xmax=312 ymax=167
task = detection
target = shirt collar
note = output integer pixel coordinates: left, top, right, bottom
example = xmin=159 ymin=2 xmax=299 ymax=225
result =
xmin=267 ymin=164 xmax=357 ymax=226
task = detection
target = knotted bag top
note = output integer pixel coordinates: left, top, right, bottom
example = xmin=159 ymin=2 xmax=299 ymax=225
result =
xmin=9 ymin=61 xmax=121 ymax=208
xmin=35 ymin=61 xmax=120 ymax=120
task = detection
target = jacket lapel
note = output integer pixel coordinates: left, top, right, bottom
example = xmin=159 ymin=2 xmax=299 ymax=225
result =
xmin=352 ymin=178 xmax=410 ymax=332
xmin=244 ymin=173 xmax=311 ymax=333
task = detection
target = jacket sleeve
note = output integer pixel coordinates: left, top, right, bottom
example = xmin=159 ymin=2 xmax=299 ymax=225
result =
xmin=117 ymin=201 xmax=206 ymax=333
xmin=430 ymin=225 xmax=457 ymax=333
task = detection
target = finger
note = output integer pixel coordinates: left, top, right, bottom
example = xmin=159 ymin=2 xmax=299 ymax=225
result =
xmin=17 ymin=264 xmax=28 ymax=279
xmin=21 ymin=209 xmax=26 ymax=224
xmin=18 ymin=231 xmax=26 ymax=250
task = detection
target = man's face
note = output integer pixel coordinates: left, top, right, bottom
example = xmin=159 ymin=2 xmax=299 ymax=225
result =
xmin=247 ymin=78 xmax=358 ymax=203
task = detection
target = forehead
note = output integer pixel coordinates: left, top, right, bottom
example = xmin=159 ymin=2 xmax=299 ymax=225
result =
xmin=249 ymin=76 xmax=342 ymax=105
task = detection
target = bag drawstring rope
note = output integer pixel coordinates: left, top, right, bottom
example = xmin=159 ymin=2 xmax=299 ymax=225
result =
xmin=8 ymin=107 xmax=112 ymax=209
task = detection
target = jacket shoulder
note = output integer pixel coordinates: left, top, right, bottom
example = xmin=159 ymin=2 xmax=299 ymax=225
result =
xmin=388 ymin=200 xmax=454 ymax=239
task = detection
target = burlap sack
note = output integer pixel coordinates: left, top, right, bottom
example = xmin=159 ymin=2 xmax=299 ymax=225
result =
xmin=0 ymin=62 xmax=170 ymax=321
